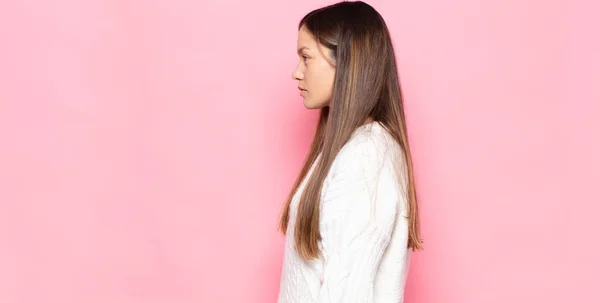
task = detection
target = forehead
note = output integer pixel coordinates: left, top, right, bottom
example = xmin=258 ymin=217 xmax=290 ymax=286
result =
xmin=297 ymin=26 xmax=317 ymax=49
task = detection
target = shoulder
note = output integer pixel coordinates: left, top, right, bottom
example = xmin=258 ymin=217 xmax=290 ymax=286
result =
xmin=330 ymin=122 xmax=403 ymax=178
xmin=319 ymin=122 xmax=405 ymax=226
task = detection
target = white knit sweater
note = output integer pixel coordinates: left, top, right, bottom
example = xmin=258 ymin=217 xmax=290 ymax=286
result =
xmin=278 ymin=121 xmax=412 ymax=303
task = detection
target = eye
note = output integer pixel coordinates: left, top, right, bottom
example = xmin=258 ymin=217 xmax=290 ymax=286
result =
xmin=302 ymin=55 xmax=310 ymax=62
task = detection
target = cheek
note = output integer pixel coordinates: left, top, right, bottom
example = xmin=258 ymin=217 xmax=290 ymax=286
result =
xmin=319 ymin=68 xmax=335 ymax=96
xmin=304 ymin=62 xmax=335 ymax=100
xmin=311 ymin=67 xmax=334 ymax=89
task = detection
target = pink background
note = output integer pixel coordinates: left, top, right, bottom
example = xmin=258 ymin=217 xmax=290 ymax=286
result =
xmin=1 ymin=0 xmax=598 ymax=302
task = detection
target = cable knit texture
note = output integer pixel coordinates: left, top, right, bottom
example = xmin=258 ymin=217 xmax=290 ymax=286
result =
xmin=278 ymin=121 xmax=412 ymax=303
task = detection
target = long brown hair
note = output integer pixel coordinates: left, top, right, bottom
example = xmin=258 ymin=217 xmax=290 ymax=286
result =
xmin=279 ymin=0 xmax=423 ymax=260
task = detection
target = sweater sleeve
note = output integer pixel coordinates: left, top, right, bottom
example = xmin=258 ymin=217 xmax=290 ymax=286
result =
xmin=316 ymin=139 xmax=401 ymax=303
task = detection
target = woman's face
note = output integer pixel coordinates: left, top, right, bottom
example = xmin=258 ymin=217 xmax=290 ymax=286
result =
xmin=292 ymin=26 xmax=336 ymax=109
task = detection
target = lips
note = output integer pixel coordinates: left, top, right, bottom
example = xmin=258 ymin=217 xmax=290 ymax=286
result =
xmin=298 ymin=87 xmax=307 ymax=97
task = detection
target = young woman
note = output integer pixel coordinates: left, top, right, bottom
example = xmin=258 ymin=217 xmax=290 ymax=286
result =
xmin=277 ymin=1 xmax=423 ymax=302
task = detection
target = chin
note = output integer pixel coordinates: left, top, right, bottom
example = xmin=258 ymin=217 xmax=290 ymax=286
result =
xmin=303 ymin=99 xmax=327 ymax=110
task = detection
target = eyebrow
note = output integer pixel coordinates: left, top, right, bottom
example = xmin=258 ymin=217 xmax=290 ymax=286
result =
xmin=297 ymin=46 xmax=310 ymax=54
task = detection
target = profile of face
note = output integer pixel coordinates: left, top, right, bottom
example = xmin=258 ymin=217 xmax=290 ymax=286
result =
xmin=292 ymin=26 xmax=336 ymax=109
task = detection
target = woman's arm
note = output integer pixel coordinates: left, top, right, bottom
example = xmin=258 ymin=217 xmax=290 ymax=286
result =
xmin=316 ymin=139 xmax=403 ymax=302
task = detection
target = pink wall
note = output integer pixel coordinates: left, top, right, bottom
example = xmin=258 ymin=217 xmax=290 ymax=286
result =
xmin=1 ymin=0 xmax=598 ymax=302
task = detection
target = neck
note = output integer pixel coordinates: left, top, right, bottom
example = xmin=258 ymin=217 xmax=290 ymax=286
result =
xmin=363 ymin=117 xmax=375 ymax=125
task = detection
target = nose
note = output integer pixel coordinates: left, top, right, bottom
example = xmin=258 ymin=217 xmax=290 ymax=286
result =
xmin=292 ymin=65 xmax=303 ymax=80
